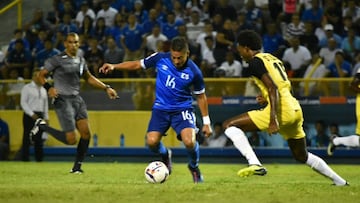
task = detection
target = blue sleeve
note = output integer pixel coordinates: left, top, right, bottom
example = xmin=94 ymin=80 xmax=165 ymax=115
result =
xmin=143 ymin=52 xmax=167 ymax=69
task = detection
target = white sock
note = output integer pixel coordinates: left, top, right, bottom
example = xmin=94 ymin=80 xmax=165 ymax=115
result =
xmin=333 ymin=135 xmax=360 ymax=147
xmin=224 ymin=126 xmax=262 ymax=166
xmin=306 ymin=152 xmax=347 ymax=186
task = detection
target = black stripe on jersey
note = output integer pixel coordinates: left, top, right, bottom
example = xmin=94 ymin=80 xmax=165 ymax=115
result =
xmin=248 ymin=57 xmax=268 ymax=79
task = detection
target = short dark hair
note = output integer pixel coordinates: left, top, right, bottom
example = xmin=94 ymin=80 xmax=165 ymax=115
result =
xmin=237 ymin=30 xmax=262 ymax=50
xmin=171 ymin=37 xmax=188 ymax=52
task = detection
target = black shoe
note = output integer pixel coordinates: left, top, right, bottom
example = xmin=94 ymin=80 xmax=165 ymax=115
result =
xmin=162 ymin=149 xmax=172 ymax=174
xmin=70 ymin=168 xmax=84 ymax=174
xmin=327 ymin=135 xmax=337 ymax=156
xmin=188 ymin=165 xmax=203 ymax=183
xmin=29 ymin=118 xmax=46 ymax=141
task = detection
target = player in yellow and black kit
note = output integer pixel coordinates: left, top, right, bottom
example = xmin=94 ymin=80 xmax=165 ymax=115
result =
xmin=223 ymin=30 xmax=348 ymax=186
xmin=327 ymin=68 xmax=360 ymax=155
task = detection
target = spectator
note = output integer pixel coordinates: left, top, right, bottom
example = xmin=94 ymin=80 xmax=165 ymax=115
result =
xmin=145 ymin=24 xmax=168 ymax=53
xmin=121 ymin=13 xmax=145 ymax=63
xmin=32 ymin=29 xmax=49 ymax=56
xmin=212 ymin=0 xmax=237 ymax=21
xmin=133 ymin=0 xmax=148 ymax=24
xmin=243 ymin=0 xmax=263 ymax=32
xmin=299 ymin=52 xmax=329 ymax=96
xmin=52 ymin=31 xmax=66 ymax=52
xmin=108 ymin=13 xmax=126 ymax=44
xmin=329 ymin=123 xmax=341 ymax=137
xmin=186 ymin=10 xmax=205 ymax=47
xmin=285 ymin=13 xmax=305 ymax=41
xmin=142 ymin=8 xmax=161 ymax=35
xmin=195 ymin=20 xmax=217 ymax=56
xmin=299 ymin=22 xmax=319 ymax=54
xmin=94 ymin=17 xmax=111 ymax=47
xmin=342 ymin=0 xmax=360 ymax=23
xmin=1 ymin=39 xmax=32 ymax=79
xmin=75 ymin=1 xmax=96 ymax=27
xmin=282 ymin=36 xmax=312 ymax=78
xmin=7 ymin=29 xmax=31 ymax=55
xmin=199 ymin=35 xmax=217 ymax=77
xmin=314 ymin=120 xmax=329 ymax=148
xmin=173 ymin=0 xmax=186 ymax=23
xmin=352 ymin=52 xmax=360 ymax=76
xmin=23 ymin=8 xmax=51 ymax=50
xmin=161 ymin=11 xmax=182 ymax=40
xmin=96 ymin=0 xmax=119 ymax=27
xmin=319 ymin=37 xmax=341 ymax=67
xmin=262 ymin=22 xmax=286 ymax=57
xmin=57 ymin=13 xmax=79 ymax=36
xmin=34 ymin=38 xmax=61 ymax=68
xmin=0 ymin=116 xmax=9 ymax=160
xmin=235 ymin=11 xmax=254 ymax=34
xmin=20 ymin=69 xmax=49 ymax=162
xmin=213 ymin=19 xmax=236 ymax=66
xmin=216 ymin=51 xmax=242 ymax=77
xmin=327 ymin=50 xmax=352 ymax=77
xmin=341 ymin=26 xmax=360 ymax=59
xmin=202 ymin=122 xmax=229 ymax=148
xmin=318 ymin=24 xmax=342 ymax=48
xmin=84 ymin=37 xmax=104 ymax=78
xmin=78 ymin=15 xmax=95 ymax=40
xmin=301 ymin=0 xmax=323 ymax=26
xmin=5 ymin=69 xmax=25 ymax=109
xmin=56 ymin=0 xmax=76 ymax=22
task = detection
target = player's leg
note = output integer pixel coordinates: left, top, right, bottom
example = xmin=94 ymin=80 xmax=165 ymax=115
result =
xmin=223 ymin=111 xmax=267 ymax=177
xmin=328 ymin=134 xmax=360 ymax=156
xmin=146 ymin=109 xmax=172 ymax=173
xmin=174 ymin=110 xmax=202 ymax=183
xmin=284 ymin=110 xmax=347 ymax=186
xmin=287 ymin=138 xmax=348 ymax=186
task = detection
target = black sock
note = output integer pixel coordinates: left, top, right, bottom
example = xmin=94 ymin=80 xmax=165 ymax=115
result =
xmin=72 ymin=138 xmax=90 ymax=170
xmin=39 ymin=125 xmax=68 ymax=144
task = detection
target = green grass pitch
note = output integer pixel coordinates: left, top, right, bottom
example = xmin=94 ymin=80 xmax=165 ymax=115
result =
xmin=0 ymin=162 xmax=358 ymax=203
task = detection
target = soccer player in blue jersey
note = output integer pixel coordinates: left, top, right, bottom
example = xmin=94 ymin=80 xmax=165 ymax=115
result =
xmin=99 ymin=37 xmax=213 ymax=183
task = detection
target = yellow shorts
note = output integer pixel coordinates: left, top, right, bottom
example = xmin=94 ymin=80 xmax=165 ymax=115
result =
xmin=248 ymin=105 xmax=306 ymax=140
xmin=356 ymin=96 xmax=360 ymax=135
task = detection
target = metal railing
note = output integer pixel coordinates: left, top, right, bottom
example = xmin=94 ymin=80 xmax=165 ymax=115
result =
xmin=0 ymin=0 xmax=23 ymax=28
xmin=0 ymin=77 xmax=355 ymax=110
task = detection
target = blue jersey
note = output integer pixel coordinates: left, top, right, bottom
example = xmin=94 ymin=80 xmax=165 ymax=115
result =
xmin=141 ymin=52 xmax=205 ymax=111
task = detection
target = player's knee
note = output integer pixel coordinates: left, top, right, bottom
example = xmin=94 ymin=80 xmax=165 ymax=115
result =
xmin=182 ymin=137 xmax=195 ymax=149
xmin=66 ymin=132 xmax=77 ymax=145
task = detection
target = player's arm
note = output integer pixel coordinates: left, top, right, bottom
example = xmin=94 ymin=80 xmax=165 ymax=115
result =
xmin=99 ymin=61 xmax=142 ymax=74
xmin=83 ymin=70 xmax=118 ymax=99
xmin=38 ymin=68 xmax=59 ymax=99
xmin=350 ymin=73 xmax=360 ymax=93
xmin=196 ymin=93 xmax=213 ymax=137
xmin=261 ymin=73 xmax=280 ymax=134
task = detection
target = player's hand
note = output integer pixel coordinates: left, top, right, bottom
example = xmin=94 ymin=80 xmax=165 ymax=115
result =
xmin=106 ymin=87 xmax=119 ymax=99
xmin=202 ymin=124 xmax=213 ymax=138
xmin=48 ymin=87 xmax=58 ymax=99
xmin=268 ymin=118 xmax=279 ymax=135
xmin=99 ymin=63 xmax=115 ymax=74
xmin=256 ymin=95 xmax=268 ymax=106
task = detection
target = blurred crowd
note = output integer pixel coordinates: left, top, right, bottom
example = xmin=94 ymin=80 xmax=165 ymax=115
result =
xmin=0 ymin=0 xmax=359 ymax=81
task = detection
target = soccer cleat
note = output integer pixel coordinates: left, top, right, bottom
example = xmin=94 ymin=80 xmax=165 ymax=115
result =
xmin=29 ymin=118 xmax=46 ymax=141
xmin=188 ymin=165 xmax=204 ymax=183
xmin=327 ymin=135 xmax=337 ymax=156
xmin=162 ymin=148 xmax=172 ymax=174
xmin=237 ymin=165 xmax=267 ymax=177
xmin=70 ymin=168 xmax=84 ymax=174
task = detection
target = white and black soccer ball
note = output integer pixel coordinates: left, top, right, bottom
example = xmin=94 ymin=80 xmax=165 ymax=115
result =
xmin=144 ymin=161 xmax=169 ymax=184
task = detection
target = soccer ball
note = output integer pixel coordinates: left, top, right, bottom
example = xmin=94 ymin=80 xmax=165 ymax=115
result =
xmin=144 ymin=161 xmax=169 ymax=184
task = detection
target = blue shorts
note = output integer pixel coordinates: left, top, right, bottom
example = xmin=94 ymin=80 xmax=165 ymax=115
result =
xmin=147 ymin=108 xmax=196 ymax=135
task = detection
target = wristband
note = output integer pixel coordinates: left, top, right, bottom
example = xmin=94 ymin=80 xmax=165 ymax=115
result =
xmin=104 ymin=84 xmax=111 ymax=91
xmin=43 ymin=82 xmax=52 ymax=91
xmin=202 ymin=116 xmax=211 ymax=125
